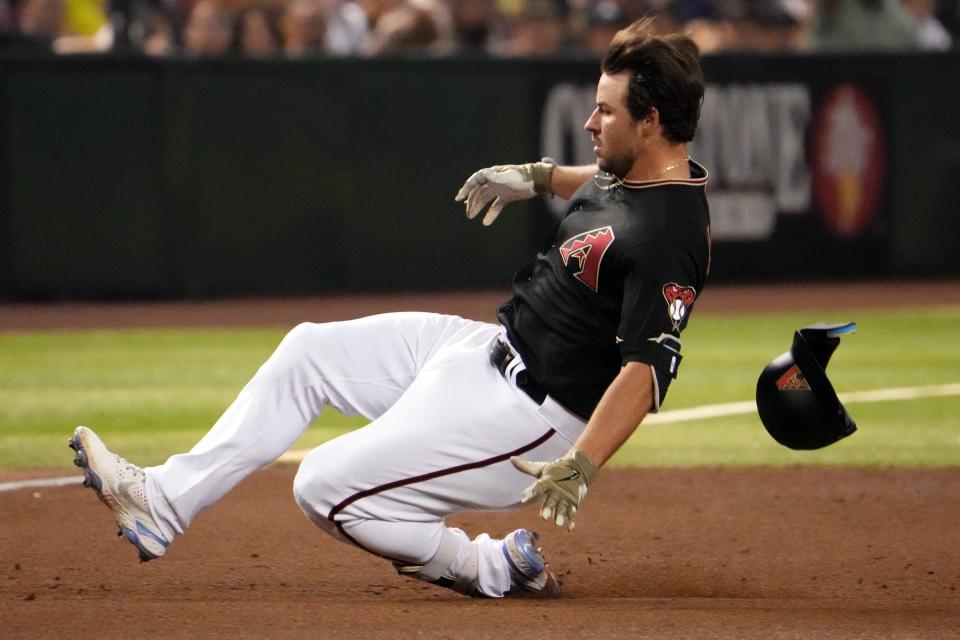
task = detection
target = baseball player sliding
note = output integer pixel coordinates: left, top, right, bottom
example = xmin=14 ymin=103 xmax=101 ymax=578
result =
xmin=70 ymin=19 xmax=710 ymax=598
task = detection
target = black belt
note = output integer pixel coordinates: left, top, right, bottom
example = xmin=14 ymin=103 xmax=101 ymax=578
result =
xmin=488 ymin=337 xmax=547 ymax=405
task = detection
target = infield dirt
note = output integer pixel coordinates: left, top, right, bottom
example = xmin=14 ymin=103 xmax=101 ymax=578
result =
xmin=2 ymin=466 xmax=958 ymax=639
xmin=2 ymin=282 xmax=959 ymax=638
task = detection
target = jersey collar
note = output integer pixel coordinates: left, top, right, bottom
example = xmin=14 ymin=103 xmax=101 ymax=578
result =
xmin=618 ymin=159 xmax=709 ymax=190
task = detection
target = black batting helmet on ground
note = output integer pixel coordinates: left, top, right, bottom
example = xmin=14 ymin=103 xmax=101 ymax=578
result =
xmin=756 ymin=322 xmax=857 ymax=450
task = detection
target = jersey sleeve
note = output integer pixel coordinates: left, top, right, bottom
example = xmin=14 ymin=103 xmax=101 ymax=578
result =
xmin=616 ymin=241 xmax=701 ymax=412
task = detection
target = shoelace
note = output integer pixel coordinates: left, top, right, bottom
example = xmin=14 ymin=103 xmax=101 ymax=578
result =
xmin=114 ymin=454 xmax=144 ymax=478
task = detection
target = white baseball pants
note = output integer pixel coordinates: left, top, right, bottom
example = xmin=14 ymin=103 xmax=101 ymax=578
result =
xmin=143 ymin=312 xmax=585 ymax=597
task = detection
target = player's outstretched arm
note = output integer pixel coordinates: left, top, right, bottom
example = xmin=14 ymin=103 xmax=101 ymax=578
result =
xmin=512 ymin=362 xmax=653 ymax=530
xmin=549 ymin=164 xmax=599 ymax=199
xmin=454 ymin=162 xmax=597 ymax=226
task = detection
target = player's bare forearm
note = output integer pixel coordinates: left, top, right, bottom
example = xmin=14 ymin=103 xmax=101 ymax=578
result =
xmin=573 ymin=361 xmax=654 ymax=467
xmin=511 ymin=362 xmax=653 ymax=530
xmin=550 ymin=165 xmax=599 ymax=199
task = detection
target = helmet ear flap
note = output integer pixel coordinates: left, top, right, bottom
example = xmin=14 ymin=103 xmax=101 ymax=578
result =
xmin=756 ymin=322 xmax=857 ymax=450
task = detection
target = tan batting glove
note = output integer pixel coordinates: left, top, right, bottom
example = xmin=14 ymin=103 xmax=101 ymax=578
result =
xmin=453 ymin=161 xmax=555 ymax=226
xmin=511 ymin=449 xmax=599 ymax=531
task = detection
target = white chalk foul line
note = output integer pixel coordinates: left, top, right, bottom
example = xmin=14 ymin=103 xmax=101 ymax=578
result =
xmin=275 ymin=382 xmax=960 ymax=462
xmin=5 ymin=382 xmax=960 ymax=491
xmin=838 ymin=382 xmax=960 ymax=404
xmin=645 ymin=382 xmax=960 ymax=426
xmin=0 ymin=475 xmax=84 ymax=493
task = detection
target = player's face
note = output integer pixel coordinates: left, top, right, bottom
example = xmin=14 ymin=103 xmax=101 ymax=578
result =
xmin=584 ymin=72 xmax=644 ymax=178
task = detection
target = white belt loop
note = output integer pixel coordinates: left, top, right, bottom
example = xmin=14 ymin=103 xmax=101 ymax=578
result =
xmin=497 ymin=326 xmax=528 ymax=386
xmin=505 ymin=356 xmax=525 ymax=385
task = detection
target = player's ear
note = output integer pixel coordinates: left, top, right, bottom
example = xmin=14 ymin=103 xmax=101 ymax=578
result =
xmin=636 ymin=107 xmax=659 ymax=136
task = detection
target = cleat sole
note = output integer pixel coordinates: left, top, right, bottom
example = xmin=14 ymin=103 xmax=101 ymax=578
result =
xmin=120 ymin=528 xmax=159 ymax=562
xmin=83 ymin=469 xmax=102 ymax=492
xmin=70 ymin=434 xmax=87 ymax=467
xmin=69 ymin=433 xmax=102 ymax=492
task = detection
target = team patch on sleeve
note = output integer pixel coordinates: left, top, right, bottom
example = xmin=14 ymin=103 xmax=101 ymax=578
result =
xmin=662 ymin=283 xmax=697 ymax=331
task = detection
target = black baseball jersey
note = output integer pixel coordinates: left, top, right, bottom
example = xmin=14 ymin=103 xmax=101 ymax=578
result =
xmin=498 ymin=161 xmax=711 ymax=420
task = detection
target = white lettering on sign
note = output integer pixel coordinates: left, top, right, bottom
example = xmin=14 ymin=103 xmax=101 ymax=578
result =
xmin=540 ymin=82 xmax=812 ymax=239
xmin=694 ymin=84 xmax=810 ymax=214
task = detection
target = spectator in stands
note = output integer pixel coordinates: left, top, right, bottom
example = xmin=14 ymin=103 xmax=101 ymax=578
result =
xmin=49 ymin=0 xmax=116 ymax=53
xmin=138 ymin=8 xmax=178 ymax=56
xmin=578 ymin=0 xmax=629 ymax=56
xmin=450 ymin=0 xmax=503 ymax=54
xmin=281 ymin=0 xmax=326 ymax=56
xmin=63 ymin=0 xmax=108 ymax=41
xmin=14 ymin=0 xmax=65 ymax=52
xmin=810 ymin=0 xmax=918 ymax=50
xmin=362 ymin=0 xmax=453 ymax=55
xmin=502 ymin=0 xmax=568 ymax=57
xmin=236 ymin=3 xmax=282 ymax=57
xmin=902 ymin=0 xmax=952 ymax=49
xmin=730 ymin=0 xmax=808 ymax=52
xmin=673 ymin=0 xmax=734 ymax=54
xmin=563 ymin=0 xmax=679 ymax=56
xmin=682 ymin=21 xmax=734 ymax=54
xmin=184 ymin=0 xmax=235 ymax=56
xmin=323 ymin=0 xmax=368 ymax=55
xmin=669 ymin=0 xmax=719 ymax=25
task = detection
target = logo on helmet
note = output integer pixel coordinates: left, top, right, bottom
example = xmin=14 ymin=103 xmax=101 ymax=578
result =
xmin=776 ymin=364 xmax=811 ymax=391
xmin=662 ymin=283 xmax=696 ymax=330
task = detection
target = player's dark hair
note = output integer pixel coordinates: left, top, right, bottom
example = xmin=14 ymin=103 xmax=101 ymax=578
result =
xmin=601 ymin=18 xmax=705 ymax=143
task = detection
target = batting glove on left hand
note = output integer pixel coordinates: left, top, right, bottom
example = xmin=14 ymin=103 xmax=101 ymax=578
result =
xmin=511 ymin=449 xmax=599 ymax=531
xmin=454 ymin=162 xmax=554 ymax=226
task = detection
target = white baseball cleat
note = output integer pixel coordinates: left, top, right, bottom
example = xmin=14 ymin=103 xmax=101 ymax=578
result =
xmin=69 ymin=426 xmax=169 ymax=562
xmin=502 ymin=529 xmax=563 ymax=597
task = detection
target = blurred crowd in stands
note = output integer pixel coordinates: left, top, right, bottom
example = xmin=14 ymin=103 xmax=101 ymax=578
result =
xmin=1 ymin=0 xmax=957 ymax=57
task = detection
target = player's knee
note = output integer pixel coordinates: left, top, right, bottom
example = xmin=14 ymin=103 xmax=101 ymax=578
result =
xmin=274 ymin=322 xmax=323 ymax=362
xmin=292 ymin=449 xmax=349 ymax=526
xmin=255 ymin=322 xmax=326 ymax=383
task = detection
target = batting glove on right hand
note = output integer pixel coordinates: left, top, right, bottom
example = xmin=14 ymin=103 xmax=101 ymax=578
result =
xmin=511 ymin=449 xmax=599 ymax=531
xmin=454 ymin=162 xmax=554 ymax=226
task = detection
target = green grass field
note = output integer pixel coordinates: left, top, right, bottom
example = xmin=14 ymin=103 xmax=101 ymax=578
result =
xmin=1 ymin=307 xmax=958 ymax=470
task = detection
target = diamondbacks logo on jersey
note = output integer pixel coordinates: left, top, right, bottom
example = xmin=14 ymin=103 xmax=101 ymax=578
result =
xmin=662 ymin=283 xmax=696 ymax=330
xmin=559 ymin=226 xmax=615 ymax=292
xmin=776 ymin=365 xmax=811 ymax=391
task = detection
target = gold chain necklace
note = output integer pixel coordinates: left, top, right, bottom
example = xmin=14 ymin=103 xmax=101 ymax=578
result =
xmin=656 ymin=155 xmax=691 ymax=178
xmin=593 ymin=156 xmax=692 ymax=191
xmin=593 ymin=173 xmax=625 ymax=191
